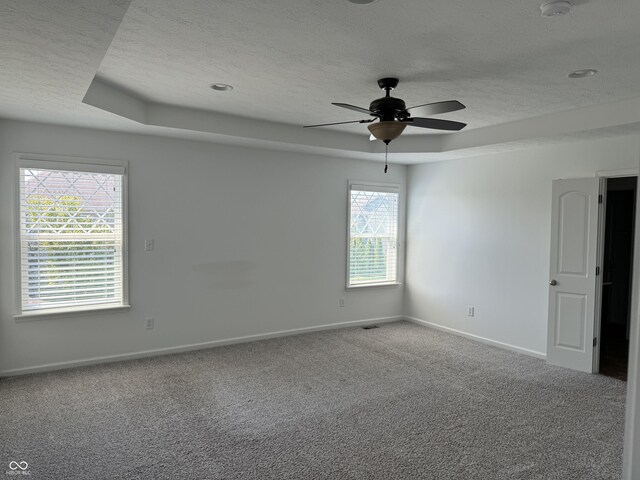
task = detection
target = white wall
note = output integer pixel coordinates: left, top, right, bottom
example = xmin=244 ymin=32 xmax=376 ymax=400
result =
xmin=405 ymin=135 xmax=640 ymax=356
xmin=623 ymin=148 xmax=640 ymax=479
xmin=624 ymin=192 xmax=639 ymax=478
xmin=0 ymin=120 xmax=406 ymax=374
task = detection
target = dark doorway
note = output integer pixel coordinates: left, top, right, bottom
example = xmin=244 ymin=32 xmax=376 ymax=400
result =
xmin=599 ymin=176 xmax=637 ymax=381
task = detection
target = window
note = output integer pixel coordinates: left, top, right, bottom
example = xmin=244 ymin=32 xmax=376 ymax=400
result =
xmin=348 ymin=183 xmax=399 ymax=287
xmin=16 ymin=156 xmax=128 ymax=315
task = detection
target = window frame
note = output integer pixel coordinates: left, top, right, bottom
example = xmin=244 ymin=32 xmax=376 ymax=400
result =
xmin=346 ymin=180 xmax=401 ymax=289
xmin=13 ymin=153 xmax=130 ymax=319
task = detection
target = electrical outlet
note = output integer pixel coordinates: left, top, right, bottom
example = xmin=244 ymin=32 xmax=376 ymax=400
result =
xmin=145 ymin=317 xmax=155 ymax=330
xmin=467 ymin=306 xmax=475 ymax=317
xmin=339 ymin=298 xmax=345 ymax=307
xmin=145 ymin=239 xmax=154 ymax=251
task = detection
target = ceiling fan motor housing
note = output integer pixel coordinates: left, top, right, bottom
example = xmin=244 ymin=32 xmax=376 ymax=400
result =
xmin=369 ymin=97 xmax=407 ymax=121
xmin=370 ymin=78 xmax=407 ymax=121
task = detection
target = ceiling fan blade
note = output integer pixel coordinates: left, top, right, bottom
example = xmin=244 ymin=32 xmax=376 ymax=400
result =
xmin=303 ymin=119 xmax=375 ymax=128
xmin=404 ymin=100 xmax=466 ymax=117
xmin=332 ymin=103 xmax=377 ymax=116
xmin=403 ymin=117 xmax=467 ymax=131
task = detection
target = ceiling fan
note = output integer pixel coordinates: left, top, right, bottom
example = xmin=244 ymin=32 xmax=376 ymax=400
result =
xmin=304 ymin=77 xmax=467 ymax=144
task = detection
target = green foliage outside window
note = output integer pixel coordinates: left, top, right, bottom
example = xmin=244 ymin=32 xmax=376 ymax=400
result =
xmin=349 ymin=237 xmax=387 ymax=281
xmin=25 ymin=195 xmax=116 ymax=299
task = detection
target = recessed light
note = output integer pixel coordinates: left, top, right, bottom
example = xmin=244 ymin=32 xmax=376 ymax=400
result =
xmin=348 ymin=0 xmax=378 ymax=4
xmin=540 ymin=1 xmax=571 ymax=17
xmin=568 ymin=69 xmax=598 ymax=79
xmin=210 ymin=83 xmax=234 ymax=92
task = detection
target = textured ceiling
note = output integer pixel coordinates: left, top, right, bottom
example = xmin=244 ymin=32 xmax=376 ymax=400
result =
xmin=0 ymin=1 xmax=132 ymax=129
xmin=2 ymin=0 xmax=640 ymax=163
xmin=98 ymin=0 xmax=640 ymax=133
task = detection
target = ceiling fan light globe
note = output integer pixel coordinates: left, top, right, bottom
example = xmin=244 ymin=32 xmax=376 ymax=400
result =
xmin=367 ymin=121 xmax=406 ymax=142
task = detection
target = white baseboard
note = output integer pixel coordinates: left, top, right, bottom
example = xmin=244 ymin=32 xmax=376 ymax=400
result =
xmin=405 ymin=316 xmax=547 ymax=360
xmin=0 ymin=316 xmax=403 ymax=377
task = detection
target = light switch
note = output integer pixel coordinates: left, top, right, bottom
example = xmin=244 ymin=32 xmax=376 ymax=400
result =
xmin=145 ymin=239 xmax=154 ymax=251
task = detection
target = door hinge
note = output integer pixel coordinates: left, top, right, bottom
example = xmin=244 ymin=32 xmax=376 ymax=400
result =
xmin=593 ymin=337 xmax=597 ymax=347
xmin=598 ymin=194 xmax=603 ymax=204
xmin=596 ymin=266 xmax=600 ymax=276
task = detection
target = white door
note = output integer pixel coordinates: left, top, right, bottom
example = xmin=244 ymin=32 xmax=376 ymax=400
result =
xmin=547 ymin=178 xmax=602 ymax=373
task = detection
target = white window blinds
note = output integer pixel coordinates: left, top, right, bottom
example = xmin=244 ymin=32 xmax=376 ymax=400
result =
xmin=18 ymin=163 xmax=125 ymax=313
xmin=348 ymin=185 xmax=399 ymax=286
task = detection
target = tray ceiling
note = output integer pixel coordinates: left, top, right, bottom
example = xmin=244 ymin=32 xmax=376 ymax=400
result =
xmin=2 ymin=0 xmax=640 ymax=163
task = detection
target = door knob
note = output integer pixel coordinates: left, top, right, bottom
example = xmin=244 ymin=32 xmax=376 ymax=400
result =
xmin=549 ymin=279 xmax=558 ymax=286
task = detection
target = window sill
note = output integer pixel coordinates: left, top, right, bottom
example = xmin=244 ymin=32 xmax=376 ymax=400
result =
xmin=346 ymin=282 xmax=402 ymax=289
xmin=14 ymin=304 xmax=131 ymax=322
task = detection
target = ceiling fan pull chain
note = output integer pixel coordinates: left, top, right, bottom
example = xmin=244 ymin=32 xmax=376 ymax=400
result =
xmin=384 ymin=143 xmax=388 ymax=173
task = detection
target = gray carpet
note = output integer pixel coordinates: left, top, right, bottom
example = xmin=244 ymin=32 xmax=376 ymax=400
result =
xmin=0 ymin=321 xmax=626 ymax=479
